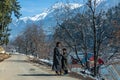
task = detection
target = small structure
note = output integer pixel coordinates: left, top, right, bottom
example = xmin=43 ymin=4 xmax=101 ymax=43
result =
xmin=89 ymin=56 xmax=104 ymax=67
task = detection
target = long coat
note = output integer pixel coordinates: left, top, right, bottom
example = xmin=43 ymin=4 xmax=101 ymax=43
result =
xmin=52 ymin=47 xmax=62 ymax=71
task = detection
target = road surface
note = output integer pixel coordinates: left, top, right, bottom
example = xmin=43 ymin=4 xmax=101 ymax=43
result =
xmin=0 ymin=54 xmax=79 ymax=80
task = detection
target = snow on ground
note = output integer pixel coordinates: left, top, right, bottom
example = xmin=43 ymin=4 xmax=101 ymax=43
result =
xmin=39 ymin=59 xmax=53 ymax=65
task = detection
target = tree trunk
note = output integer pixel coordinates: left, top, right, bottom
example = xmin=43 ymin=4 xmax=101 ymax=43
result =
xmin=74 ymin=45 xmax=84 ymax=67
xmin=93 ymin=16 xmax=97 ymax=76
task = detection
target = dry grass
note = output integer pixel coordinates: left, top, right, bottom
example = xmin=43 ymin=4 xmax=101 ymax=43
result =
xmin=0 ymin=53 xmax=10 ymax=62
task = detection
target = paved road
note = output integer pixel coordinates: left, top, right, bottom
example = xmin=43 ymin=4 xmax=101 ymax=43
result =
xmin=0 ymin=54 xmax=79 ymax=80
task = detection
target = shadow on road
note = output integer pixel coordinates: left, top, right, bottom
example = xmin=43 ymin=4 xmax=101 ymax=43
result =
xmin=18 ymin=74 xmax=56 ymax=76
xmin=6 ymin=60 xmax=27 ymax=63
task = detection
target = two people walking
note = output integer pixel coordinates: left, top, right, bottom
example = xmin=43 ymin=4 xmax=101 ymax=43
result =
xmin=52 ymin=42 xmax=68 ymax=75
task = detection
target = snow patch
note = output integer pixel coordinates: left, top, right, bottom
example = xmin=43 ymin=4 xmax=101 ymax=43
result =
xmin=39 ymin=59 xmax=53 ymax=65
xmin=52 ymin=2 xmax=83 ymax=10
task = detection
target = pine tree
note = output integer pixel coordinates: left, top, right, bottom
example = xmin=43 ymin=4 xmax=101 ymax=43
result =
xmin=0 ymin=0 xmax=21 ymax=45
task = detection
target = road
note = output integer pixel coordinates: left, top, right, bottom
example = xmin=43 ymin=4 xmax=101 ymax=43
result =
xmin=0 ymin=54 xmax=79 ymax=80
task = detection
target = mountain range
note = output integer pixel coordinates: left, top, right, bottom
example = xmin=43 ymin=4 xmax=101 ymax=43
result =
xmin=9 ymin=0 xmax=120 ymax=40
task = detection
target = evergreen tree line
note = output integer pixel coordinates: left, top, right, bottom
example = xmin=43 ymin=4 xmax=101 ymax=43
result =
xmin=0 ymin=0 xmax=21 ymax=45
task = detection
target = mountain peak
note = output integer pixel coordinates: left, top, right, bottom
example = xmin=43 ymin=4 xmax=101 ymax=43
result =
xmin=18 ymin=3 xmax=83 ymax=23
xmin=19 ymin=12 xmax=48 ymax=23
xmin=52 ymin=2 xmax=83 ymax=10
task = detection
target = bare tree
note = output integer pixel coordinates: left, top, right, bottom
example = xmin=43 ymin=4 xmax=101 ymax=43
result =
xmin=53 ymin=0 xmax=120 ymax=77
xmin=13 ymin=24 xmax=48 ymax=58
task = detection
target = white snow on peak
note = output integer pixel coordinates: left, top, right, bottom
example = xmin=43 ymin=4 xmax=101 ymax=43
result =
xmin=96 ymin=0 xmax=106 ymax=4
xmin=19 ymin=8 xmax=51 ymax=23
xmin=19 ymin=12 xmax=48 ymax=23
xmin=69 ymin=3 xmax=83 ymax=9
xmin=19 ymin=17 xmax=29 ymax=22
xmin=52 ymin=2 xmax=83 ymax=10
xmin=19 ymin=3 xmax=83 ymax=23
xmin=31 ymin=12 xmax=48 ymax=21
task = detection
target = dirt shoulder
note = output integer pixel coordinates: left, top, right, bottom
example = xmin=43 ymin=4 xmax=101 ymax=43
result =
xmin=0 ymin=53 xmax=11 ymax=62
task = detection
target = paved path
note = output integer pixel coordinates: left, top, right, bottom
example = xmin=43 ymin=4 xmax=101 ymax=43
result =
xmin=0 ymin=54 xmax=79 ymax=80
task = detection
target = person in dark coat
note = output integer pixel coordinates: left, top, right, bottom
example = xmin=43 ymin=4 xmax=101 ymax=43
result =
xmin=62 ymin=48 xmax=68 ymax=74
xmin=52 ymin=42 xmax=62 ymax=75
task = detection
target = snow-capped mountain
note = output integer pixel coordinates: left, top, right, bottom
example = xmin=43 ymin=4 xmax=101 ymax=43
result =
xmin=9 ymin=0 xmax=120 ymax=40
xmin=19 ymin=13 xmax=47 ymax=22
xmin=17 ymin=2 xmax=83 ymax=23
xmin=9 ymin=2 xmax=83 ymax=39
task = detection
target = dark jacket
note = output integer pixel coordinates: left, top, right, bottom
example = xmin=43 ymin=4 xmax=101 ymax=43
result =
xmin=62 ymin=53 xmax=68 ymax=70
xmin=52 ymin=47 xmax=62 ymax=71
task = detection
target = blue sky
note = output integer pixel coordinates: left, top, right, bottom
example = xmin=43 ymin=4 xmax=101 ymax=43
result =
xmin=18 ymin=0 xmax=59 ymax=17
